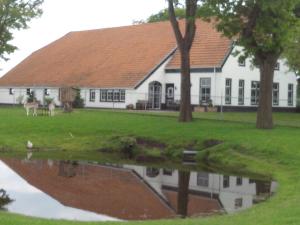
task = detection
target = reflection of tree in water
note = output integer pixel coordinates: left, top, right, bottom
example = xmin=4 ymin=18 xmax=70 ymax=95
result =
xmin=0 ymin=189 xmax=13 ymax=210
xmin=58 ymin=161 xmax=78 ymax=178
xmin=177 ymin=170 xmax=191 ymax=218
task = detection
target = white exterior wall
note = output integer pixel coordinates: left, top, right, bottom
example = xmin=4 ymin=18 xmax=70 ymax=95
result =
xmin=124 ymin=165 xmax=258 ymax=214
xmin=165 ymin=72 xmax=220 ymax=105
xmin=0 ymin=87 xmax=60 ymax=105
xmin=221 ymin=54 xmax=298 ymax=107
xmin=134 ymin=58 xmax=172 ymax=105
xmin=0 ymin=48 xmax=297 ymax=109
xmin=80 ymin=88 xmax=130 ymax=109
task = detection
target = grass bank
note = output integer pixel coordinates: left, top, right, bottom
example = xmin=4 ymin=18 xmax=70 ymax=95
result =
xmin=0 ymin=107 xmax=299 ymax=225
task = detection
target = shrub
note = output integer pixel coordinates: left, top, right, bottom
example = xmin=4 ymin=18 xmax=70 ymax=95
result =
xmin=73 ymin=89 xmax=85 ymax=108
xmin=27 ymin=91 xmax=37 ymax=103
xmin=119 ymin=136 xmax=137 ymax=159
xmin=44 ymin=97 xmax=54 ymax=106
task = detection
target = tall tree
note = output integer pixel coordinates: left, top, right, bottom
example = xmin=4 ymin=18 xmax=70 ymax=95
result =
xmin=0 ymin=0 xmax=44 ymax=62
xmin=205 ymin=0 xmax=300 ymax=129
xmin=168 ymin=0 xmax=199 ymax=122
xmin=177 ymin=170 xmax=190 ymax=217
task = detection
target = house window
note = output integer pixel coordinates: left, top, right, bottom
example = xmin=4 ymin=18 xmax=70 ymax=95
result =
xmin=197 ymin=172 xmax=209 ymax=187
xmin=239 ymin=59 xmax=246 ymax=67
xmin=223 ymin=175 xmax=230 ymax=188
xmin=163 ymin=169 xmax=173 ymax=176
xmin=288 ymin=84 xmax=294 ymax=106
xmin=113 ymin=90 xmax=120 ymax=102
xmin=100 ymin=89 xmax=125 ymax=102
xmin=272 ymin=83 xmax=279 ymax=106
xmin=238 ymin=80 xmax=245 ymax=105
xmin=235 ymin=198 xmax=243 ymax=209
xmin=100 ymin=90 xmax=107 ymax=102
xmin=44 ymin=89 xmax=50 ymax=96
xmin=249 ymin=179 xmax=255 ymax=184
xmin=225 ymin=79 xmax=232 ymax=105
xmin=251 ymin=81 xmax=260 ymax=105
xmin=107 ymin=90 xmax=113 ymax=102
xmin=236 ymin=177 xmax=243 ymax=186
xmin=120 ymin=90 xmax=126 ymax=102
xmin=275 ymin=62 xmax=280 ymax=71
xmin=146 ymin=168 xmax=159 ymax=178
xmin=9 ymin=88 xmax=14 ymax=95
xmin=89 ymin=89 xmax=96 ymax=102
xmin=200 ymin=78 xmax=211 ymax=104
xmin=26 ymin=88 xmax=31 ymax=96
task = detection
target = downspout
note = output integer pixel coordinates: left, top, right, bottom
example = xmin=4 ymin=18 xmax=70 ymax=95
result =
xmin=214 ymin=67 xmax=217 ymax=106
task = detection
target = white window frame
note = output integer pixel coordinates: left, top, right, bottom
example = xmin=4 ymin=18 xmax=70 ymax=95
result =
xmin=113 ymin=90 xmax=120 ymax=102
xmin=288 ymin=84 xmax=294 ymax=106
xmin=44 ymin=88 xmax=50 ymax=96
xmin=239 ymin=59 xmax=246 ymax=67
xmin=26 ymin=88 xmax=31 ymax=96
xmin=199 ymin=78 xmax=211 ymax=104
xmin=236 ymin=177 xmax=243 ymax=186
xmin=223 ymin=175 xmax=230 ymax=188
xmin=238 ymin=80 xmax=245 ymax=105
xmin=9 ymin=88 xmax=14 ymax=95
xmin=89 ymin=89 xmax=96 ymax=102
xmin=275 ymin=62 xmax=280 ymax=71
xmin=251 ymin=81 xmax=260 ymax=105
xmin=100 ymin=90 xmax=107 ymax=102
xmin=235 ymin=198 xmax=243 ymax=209
xmin=197 ymin=172 xmax=209 ymax=187
xmin=107 ymin=90 xmax=114 ymax=102
xmin=272 ymin=83 xmax=279 ymax=106
xmin=120 ymin=90 xmax=126 ymax=102
xmin=225 ymin=78 xmax=232 ymax=105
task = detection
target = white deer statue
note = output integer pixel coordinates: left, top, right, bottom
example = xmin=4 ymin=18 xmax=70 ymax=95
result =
xmin=48 ymin=101 xmax=56 ymax=116
xmin=24 ymin=100 xmax=39 ymax=116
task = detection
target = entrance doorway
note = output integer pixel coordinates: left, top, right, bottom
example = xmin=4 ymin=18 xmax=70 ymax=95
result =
xmin=149 ymin=81 xmax=162 ymax=109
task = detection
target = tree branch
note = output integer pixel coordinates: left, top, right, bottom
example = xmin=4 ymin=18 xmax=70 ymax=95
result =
xmin=168 ymin=0 xmax=184 ymax=51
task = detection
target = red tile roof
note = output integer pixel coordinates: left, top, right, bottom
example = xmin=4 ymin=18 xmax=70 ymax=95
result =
xmin=0 ymin=20 xmax=231 ymax=88
xmin=3 ymin=159 xmax=175 ymax=220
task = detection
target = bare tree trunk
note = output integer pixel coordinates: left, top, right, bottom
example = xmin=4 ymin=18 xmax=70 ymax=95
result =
xmin=177 ymin=170 xmax=190 ymax=218
xmin=168 ymin=0 xmax=198 ymax=122
xmin=179 ymin=49 xmax=193 ymax=122
xmin=256 ymin=56 xmax=277 ymax=129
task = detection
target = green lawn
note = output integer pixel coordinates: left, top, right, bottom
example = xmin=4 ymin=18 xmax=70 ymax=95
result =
xmin=0 ymin=107 xmax=300 ymax=225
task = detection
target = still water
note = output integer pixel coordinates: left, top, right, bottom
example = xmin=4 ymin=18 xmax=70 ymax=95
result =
xmin=0 ymin=159 xmax=276 ymax=221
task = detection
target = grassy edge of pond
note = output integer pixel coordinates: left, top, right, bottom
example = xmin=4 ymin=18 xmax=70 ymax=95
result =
xmin=0 ymin=107 xmax=299 ymax=225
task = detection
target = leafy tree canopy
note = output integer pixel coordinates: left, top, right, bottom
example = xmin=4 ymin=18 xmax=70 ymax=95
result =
xmin=284 ymin=25 xmax=300 ymax=75
xmin=204 ymin=0 xmax=300 ymax=64
xmin=147 ymin=7 xmax=186 ymax=23
xmin=0 ymin=0 xmax=44 ymax=61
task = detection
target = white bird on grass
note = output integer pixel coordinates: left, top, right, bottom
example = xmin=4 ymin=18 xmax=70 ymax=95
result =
xmin=27 ymin=141 xmax=33 ymax=149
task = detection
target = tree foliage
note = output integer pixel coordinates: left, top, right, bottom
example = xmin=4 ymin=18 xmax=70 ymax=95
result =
xmin=0 ymin=0 xmax=44 ymax=61
xmin=147 ymin=7 xmax=186 ymax=23
xmin=205 ymin=0 xmax=299 ymax=64
xmin=204 ymin=0 xmax=300 ymax=129
xmin=284 ymin=25 xmax=300 ymax=75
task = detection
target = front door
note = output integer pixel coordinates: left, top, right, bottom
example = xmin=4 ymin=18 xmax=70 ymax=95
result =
xmin=149 ymin=81 xmax=162 ymax=109
xmin=165 ymin=83 xmax=175 ymax=107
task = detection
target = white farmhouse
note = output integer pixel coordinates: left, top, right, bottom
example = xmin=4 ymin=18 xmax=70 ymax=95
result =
xmin=0 ymin=20 xmax=297 ymax=111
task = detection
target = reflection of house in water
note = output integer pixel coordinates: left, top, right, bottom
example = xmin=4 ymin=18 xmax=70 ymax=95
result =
xmin=123 ymin=165 xmax=277 ymax=214
xmin=1 ymin=159 xmax=276 ymax=220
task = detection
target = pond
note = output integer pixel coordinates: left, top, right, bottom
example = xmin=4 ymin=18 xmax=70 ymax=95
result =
xmin=0 ymin=158 xmax=277 ymax=221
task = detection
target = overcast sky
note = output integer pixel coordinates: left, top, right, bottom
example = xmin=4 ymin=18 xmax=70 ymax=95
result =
xmin=0 ymin=0 xmax=168 ymax=77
